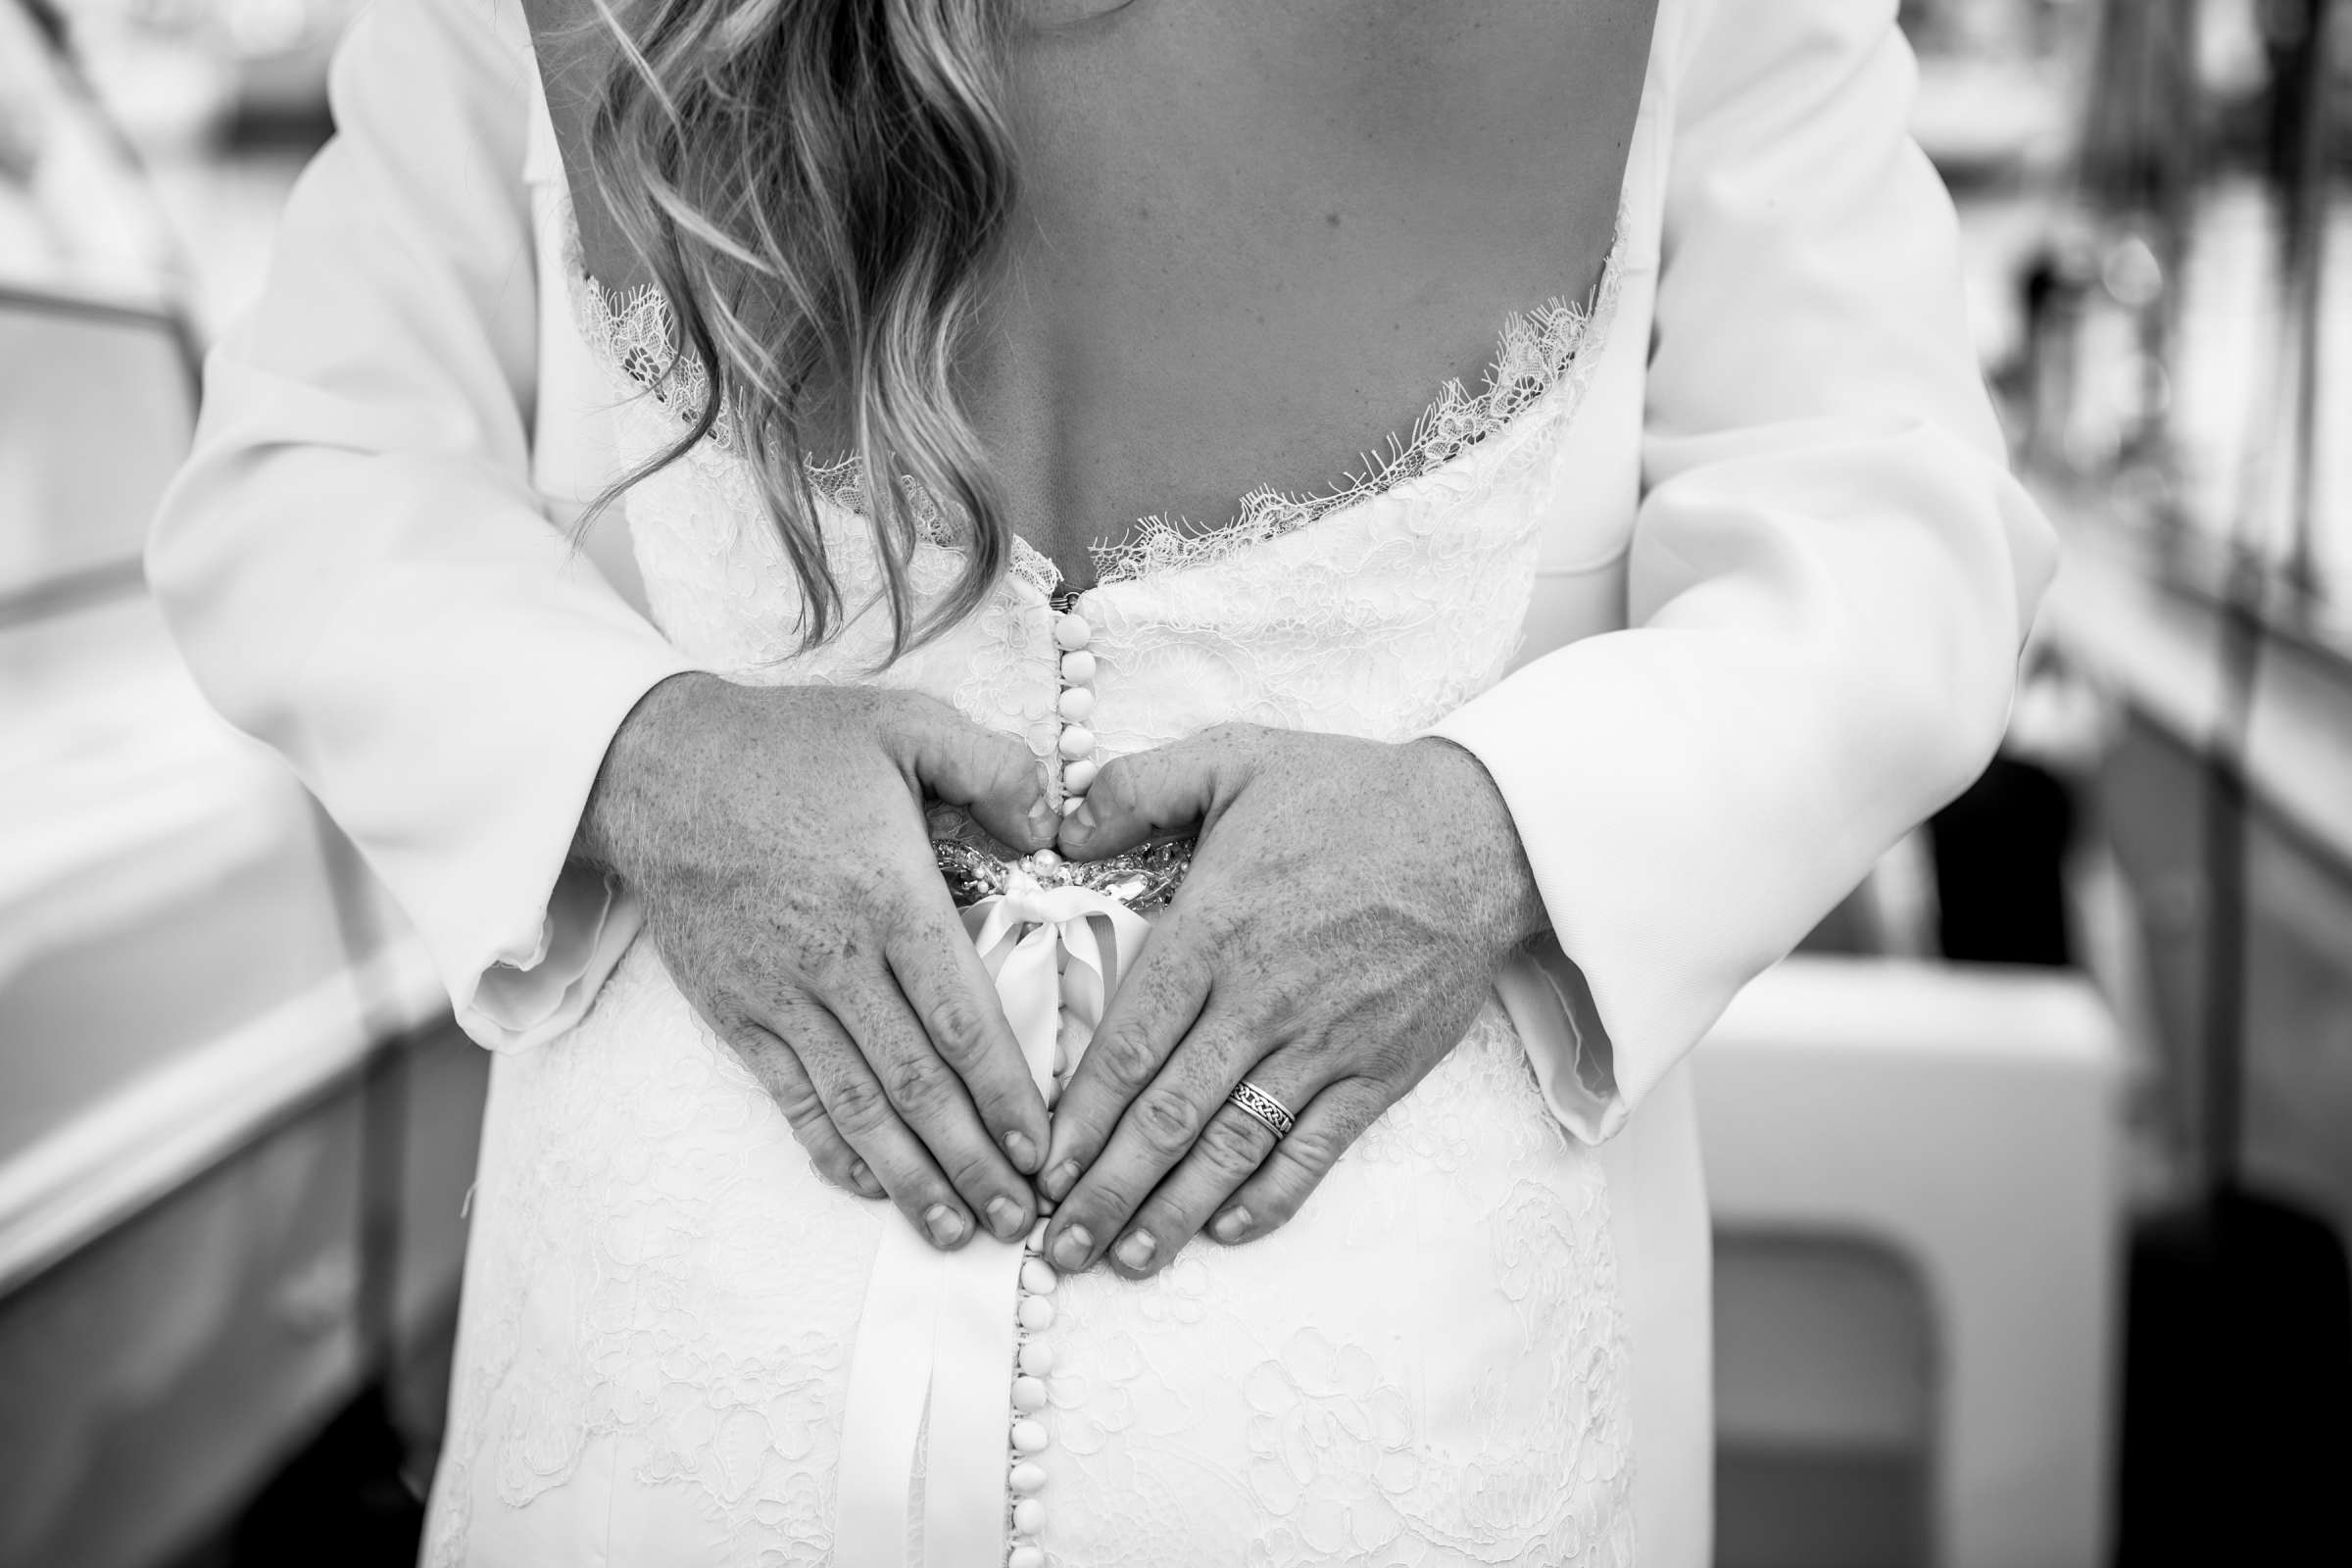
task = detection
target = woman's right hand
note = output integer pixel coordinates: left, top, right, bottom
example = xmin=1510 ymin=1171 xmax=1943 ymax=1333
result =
xmin=577 ymin=672 xmax=1057 ymax=1250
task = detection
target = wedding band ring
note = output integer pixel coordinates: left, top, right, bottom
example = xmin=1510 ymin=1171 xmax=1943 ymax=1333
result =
xmin=1227 ymin=1080 xmax=1297 ymax=1140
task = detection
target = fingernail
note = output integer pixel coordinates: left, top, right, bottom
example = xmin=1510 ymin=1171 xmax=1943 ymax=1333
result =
xmin=923 ymin=1203 xmax=967 ymax=1249
xmin=986 ymin=1196 xmax=1026 ymax=1241
xmin=1041 ymin=1160 xmax=1080 ymax=1201
xmin=851 ymin=1160 xmax=883 ymax=1200
xmin=1051 ymin=1224 xmax=1093 ymax=1271
xmin=1212 ymin=1207 xmax=1250 ymax=1244
xmin=1027 ymin=798 xmax=1058 ymax=847
xmin=1004 ymin=1130 xmax=1039 ymax=1173
xmin=1113 ymin=1231 xmax=1156 ymax=1271
xmin=1066 ymin=801 xmax=1098 ymax=838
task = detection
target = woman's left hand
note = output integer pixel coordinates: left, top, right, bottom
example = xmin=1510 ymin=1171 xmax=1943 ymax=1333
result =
xmin=1036 ymin=724 xmax=1548 ymax=1277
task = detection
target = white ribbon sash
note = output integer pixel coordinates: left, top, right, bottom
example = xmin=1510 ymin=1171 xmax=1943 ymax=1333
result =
xmin=835 ymin=876 xmax=1154 ymax=1568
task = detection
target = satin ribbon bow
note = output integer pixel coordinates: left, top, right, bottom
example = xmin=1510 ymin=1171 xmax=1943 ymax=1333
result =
xmin=960 ymin=872 xmax=1156 ymax=1106
xmin=835 ymin=873 xmax=1154 ymax=1568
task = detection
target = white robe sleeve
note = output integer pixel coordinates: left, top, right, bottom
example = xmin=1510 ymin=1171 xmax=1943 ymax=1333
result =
xmin=1433 ymin=0 xmax=2060 ymax=1142
xmin=146 ymin=0 xmax=701 ymax=1052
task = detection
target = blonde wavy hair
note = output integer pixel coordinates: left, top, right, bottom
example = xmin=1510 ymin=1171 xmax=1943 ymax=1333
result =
xmin=580 ymin=0 xmax=1018 ymax=656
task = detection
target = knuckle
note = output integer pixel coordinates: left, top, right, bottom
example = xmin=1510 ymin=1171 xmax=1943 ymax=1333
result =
xmin=882 ymin=1052 xmax=957 ymax=1119
xmin=1090 ymin=1026 xmax=1163 ymax=1088
xmin=919 ymin=991 xmax=991 ymax=1063
xmin=1198 ymin=1108 xmax=1274 ymax=1174
xmin=824 ymin=1074 xmax=894 ymax=1138
xmin=1131 ymin=1086 xmax=1205 ymax=1153
xmin=853 ymin=877 xmax=916 ymax=935
xmin=797 ymin=938 xmax=858 ymax=991
xmin=770 ymin=1071 xmax=828 ymax=1128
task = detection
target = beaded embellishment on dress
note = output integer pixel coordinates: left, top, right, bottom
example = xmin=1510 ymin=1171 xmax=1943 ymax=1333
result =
xmin=927 ymin=809 xmax=1190 ymax=913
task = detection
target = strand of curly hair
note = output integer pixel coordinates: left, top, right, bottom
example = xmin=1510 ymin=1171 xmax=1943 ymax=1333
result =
xmin=580 ymin=0 xmax=1018 ymax=658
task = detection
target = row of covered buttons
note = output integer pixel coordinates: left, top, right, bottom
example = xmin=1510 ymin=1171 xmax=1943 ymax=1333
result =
xmin=1007 ymin=587 xmax=1086 ymax=1564
xmin=1052 ymin=592 xmax=1097 ymax=815
xmin=1005 ymin=1219 xmax=1060 ymax=1566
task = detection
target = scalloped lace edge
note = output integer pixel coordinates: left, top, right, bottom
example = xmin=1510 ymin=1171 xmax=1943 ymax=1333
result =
xmin=562 ymin=191 xmax=1624 ymax=590
xmin=1091 ymin=233 xmax=1625 ymax=584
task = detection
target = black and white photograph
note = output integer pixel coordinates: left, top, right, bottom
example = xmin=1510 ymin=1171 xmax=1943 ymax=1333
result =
xmin=3 ymin=0 xmax=2348 ymax=1563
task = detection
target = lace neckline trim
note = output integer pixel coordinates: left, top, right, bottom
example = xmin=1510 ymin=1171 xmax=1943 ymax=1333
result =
xmin=561 ymin=195 xmax=1625 ymax=592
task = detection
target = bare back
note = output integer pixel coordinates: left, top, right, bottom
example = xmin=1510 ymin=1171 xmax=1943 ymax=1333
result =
xmin=528 ymin=0 xmax=1658 ymax=588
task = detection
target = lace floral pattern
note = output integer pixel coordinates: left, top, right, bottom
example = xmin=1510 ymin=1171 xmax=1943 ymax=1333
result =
xmin=563 ymin=198 xmax=1624 ymax=593
xmin=426 ymin=186 xmax=1637 ymax=1565
xmin=1092 ymin=270 xmax=1621 ymax=585
xmin=1037 ymin=1004 xmax=1633 ymax=1566
xmin=426 ymin=940 xmax=879 ymax=1566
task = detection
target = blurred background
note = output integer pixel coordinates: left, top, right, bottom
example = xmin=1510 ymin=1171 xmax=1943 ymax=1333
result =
xmin=3 ymin=0 xmax=2349 ymax=1564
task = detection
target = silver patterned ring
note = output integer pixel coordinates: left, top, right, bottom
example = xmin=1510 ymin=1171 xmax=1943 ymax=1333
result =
xmin=1227 ymin=1079 xmax=1298 ymax=1140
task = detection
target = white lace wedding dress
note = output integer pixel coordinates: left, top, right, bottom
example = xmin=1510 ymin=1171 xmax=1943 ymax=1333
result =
xmin=422 ymin=196 xmax=1638 ymax=1567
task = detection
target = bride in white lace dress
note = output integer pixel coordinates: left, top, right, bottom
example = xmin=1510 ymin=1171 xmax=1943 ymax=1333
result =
xmin=147 ymin=0 xmax=2055 ymax=1563
xmin=429 ymin=181 xmax=1642 ymax=1563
